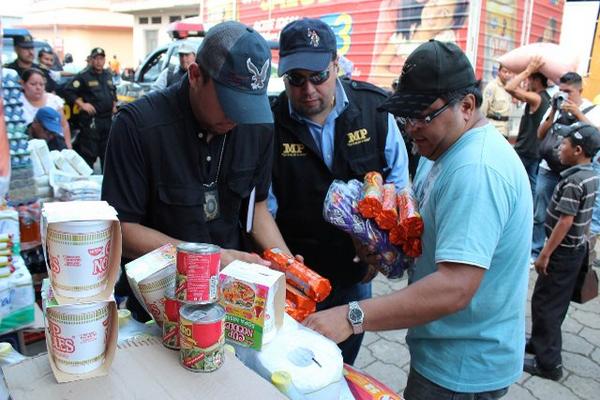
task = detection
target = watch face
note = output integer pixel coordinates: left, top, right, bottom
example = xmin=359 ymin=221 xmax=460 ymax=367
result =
xmin=349 ymin=307 xmax=363 ymax=323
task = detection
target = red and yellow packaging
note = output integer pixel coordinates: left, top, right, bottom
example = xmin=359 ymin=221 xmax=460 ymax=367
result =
xmin=357 ymin=172 xmax=384 ymax=219
xmin=374 ymin=183 xmax=398 ymax=230
xmin=344 ymin=363 xmax=404 ymax=400
xmin=179 ymin=303 xmax=225 ymax=372
xmin=175 ymin=243 xmax=220 ymax=303
xmin=263 ymin=248 xmax=331 ymax=303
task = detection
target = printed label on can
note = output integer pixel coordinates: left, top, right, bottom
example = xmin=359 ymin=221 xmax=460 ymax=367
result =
xmin=176 ymin=247 xmax=220 ymax=303
xmin=163 ymin=320 xmax=180 ymax=350
xmin=179 ymin=304 xmax=225 ymax=372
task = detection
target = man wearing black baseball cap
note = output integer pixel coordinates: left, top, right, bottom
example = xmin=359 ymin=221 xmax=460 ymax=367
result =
xmin=307 ymin=40 xmax=532 ymax=398
xmin=4 ymin=35 xmax=54 ymax=91
xmin=64 ymin=47 xmax=117 ymax=169
xmin=272 ymin=18 xmax=409 ymax=365
xmin=102 ymin=21 xmax=294 ymax=321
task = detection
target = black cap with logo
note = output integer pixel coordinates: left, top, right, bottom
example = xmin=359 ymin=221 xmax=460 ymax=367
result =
xmin=565 ymin=123 xmax=600 ymax=156
xmin=90 ymin=47 xmax=106 ymax=58
xmin=378 ymin=40 xmax=477 ymax=118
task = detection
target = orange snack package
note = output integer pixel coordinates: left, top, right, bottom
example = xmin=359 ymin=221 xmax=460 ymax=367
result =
xmin=285 ymin=299 xmax=311 ymax=322
xmin=286 ymin=284 xmax=316 ymax=314
xmin=357 ymin=171 xmax=384 ymax=219
xmin=395 ymin=190 xmax=424 ymax=237
xmin=374 ymin=183 xmax=398 ymax=230
xmin=344 ymin=363 xmax=404 ymax=400
xmin=402 ymin=237 xmax=422 ymax=258
xmin=263 ymin=248 xmax=332 ymax=303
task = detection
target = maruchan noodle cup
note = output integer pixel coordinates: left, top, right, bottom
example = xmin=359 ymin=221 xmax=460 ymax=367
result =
xmin=46 ymin=302 xmax=111 ymax=375
xmin=175 ymin=243 xmax=220 ymax=303
xmin=138 ymin=265 xmax=175 ymax=328
xmin=47 ymin=220 xmax=112 ymax=298
xmin=179 ymin=303 xmax=225 ymax=372
xmin=163 ymin=287 xmax=181 ymax=350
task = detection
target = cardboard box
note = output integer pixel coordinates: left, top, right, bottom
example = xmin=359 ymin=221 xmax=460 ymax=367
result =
xmin=41 ymin=201 xmax=122 ymax=304
xmin=3 ymin=336 xmax=286 ymax=400
xmin=124 ymin=243 xmax=176 ymax=324
xmin=41 ymin=279 xmax=118 ymax=383
xmin=219 ymin=261 xmax=285 ymax=351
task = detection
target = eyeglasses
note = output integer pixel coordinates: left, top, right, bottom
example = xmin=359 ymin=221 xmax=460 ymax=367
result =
xmin=399 ymin=101 xmax=455 ymax=128
xmin=284 ymin=66 xmax=332 ymax=87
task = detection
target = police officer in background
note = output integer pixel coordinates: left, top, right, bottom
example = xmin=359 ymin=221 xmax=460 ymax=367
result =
xmin=481 ymin=63 xmax=513 ymax=139
xmin=64 ymin=47 xmax=117 ymax=169
xmin=5 ymin=35 xmax=54 ymax=92
xmin=151 ymin=43 xmax=197 ymax=91
xmin=269 ymin=18 xmax=409 ymax=365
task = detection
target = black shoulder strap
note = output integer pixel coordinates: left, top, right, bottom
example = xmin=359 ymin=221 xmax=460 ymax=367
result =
xmin=582 ymin=104 xmax=596 ymax=115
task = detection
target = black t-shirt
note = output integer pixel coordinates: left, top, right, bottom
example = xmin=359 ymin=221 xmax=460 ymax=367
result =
xmin=514 ymin=91 xmax=550 ymax=159
xmin=101 ymin=76 xmax=273 ymax=250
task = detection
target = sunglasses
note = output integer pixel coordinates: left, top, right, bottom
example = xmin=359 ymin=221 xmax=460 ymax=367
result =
xmin=398 ymin=100 xmax=455 ymax=128
xmin=284 ymin=66 xmax=332 ymax=87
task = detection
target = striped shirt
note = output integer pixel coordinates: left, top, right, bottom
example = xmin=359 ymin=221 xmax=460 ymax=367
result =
xmin=545 ymin=163 xmax=600 ymax=248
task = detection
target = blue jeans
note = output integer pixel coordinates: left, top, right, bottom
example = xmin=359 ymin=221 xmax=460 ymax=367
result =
xmin=317 ymin=281 xmax=371 ymax=365
xmin=518 ymin=155 xmax=539 ymax=200
xmin=403 ymin=368 xmax=509 ymax=400
xmin=531 ymin=168 xmax=561 ymax=258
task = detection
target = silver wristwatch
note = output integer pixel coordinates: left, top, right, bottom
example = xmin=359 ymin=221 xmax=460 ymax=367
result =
xmin=348 ymin=301 xmax=364 ymax=334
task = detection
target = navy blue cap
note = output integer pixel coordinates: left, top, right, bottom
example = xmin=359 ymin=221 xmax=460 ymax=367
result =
xmin=378 ymin=40 xmax=477 ymax=117
xmin=90 ymin=47 xmax=105 ymax=58
xmin=35 ymin=107 xmax=62 ymax=134
xmin=14 ymin=35 xmax=34 ymax=49
xmin=197 ymin=21 xmax=272 ymax=124
xmin=278 ymin=18 xmax=337 ymax=76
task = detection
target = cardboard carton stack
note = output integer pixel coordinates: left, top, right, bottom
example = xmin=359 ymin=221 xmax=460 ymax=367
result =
xmin=40 ymin=201 xmax=121 ymax=383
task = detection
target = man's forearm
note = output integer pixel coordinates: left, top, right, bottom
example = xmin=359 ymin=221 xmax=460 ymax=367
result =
xmin=121 ymin=222 xmax=181 ymax=259
xmin=362 ymin=262 xmax=485 ymax=331
xmin=505 ymin=69 xmax=531 ymax=92
xmin=251 ymin=200 xmax=291 ymax=254
xmin=538 ymin=109 xmax=556 ymax=139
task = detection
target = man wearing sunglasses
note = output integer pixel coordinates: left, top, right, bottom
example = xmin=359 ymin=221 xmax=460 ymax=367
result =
xmin=305 ymin=41 xmax=532 ymax=399
xmin=269 ymin=18 xmax=409 ymax=365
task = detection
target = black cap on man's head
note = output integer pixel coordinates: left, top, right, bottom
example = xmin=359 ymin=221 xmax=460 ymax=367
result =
xmin=14 ymin=35 xmax=34 ymax=49
xmin=90 ymin=47 xmax=106 ymax=58
xmin=565 ymin=123 xmax=600 ymax=156
xmin=378 ymin=40 xmax=477 ymax=117
xmin=278 ymin=18 xmax=337 ymax=76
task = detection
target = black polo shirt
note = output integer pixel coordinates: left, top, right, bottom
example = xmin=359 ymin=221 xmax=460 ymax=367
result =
xmin=101 ymin=76 xmax=273 ymax=251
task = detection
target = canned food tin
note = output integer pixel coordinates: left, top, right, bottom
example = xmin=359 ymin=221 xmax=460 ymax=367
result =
xmin=175 ymin=243 xmax=220 ymax=303
xmin=179 ymin=303 xmax=225 ymax=372
xmin=163 ymin=287 xmax=181 ymax=350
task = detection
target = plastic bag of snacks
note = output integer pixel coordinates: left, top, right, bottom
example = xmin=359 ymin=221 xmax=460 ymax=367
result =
xmin=323 ymin=180 xmax=412 ymax=280
xmin=390 ymin=189 xmax=424 ymax=258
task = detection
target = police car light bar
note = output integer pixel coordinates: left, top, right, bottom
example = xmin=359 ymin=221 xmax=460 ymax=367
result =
xmin=167 ymin=19 xmax=205 ymax=40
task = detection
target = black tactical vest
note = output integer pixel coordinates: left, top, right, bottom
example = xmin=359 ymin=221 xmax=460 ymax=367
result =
xmin=271 ymin=79 xmax=391 ymax=287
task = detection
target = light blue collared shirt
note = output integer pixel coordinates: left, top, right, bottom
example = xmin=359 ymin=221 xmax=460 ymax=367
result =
xmin=268 ymin=79 xmax=409 ymax=215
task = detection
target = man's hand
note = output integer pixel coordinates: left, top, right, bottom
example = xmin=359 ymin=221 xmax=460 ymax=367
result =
xmin=560 ymin=99 xmax=583 ymax=119
xmin=220 ymin=249 xmax=271 ymax=268
xmin=303 ymin=305 xmax=353 ymax=344
xmin=534 ymin=253 xmax=550 ymax=276
xmin=525 ymin=55 xmax=544 ymax=74
xmin=80 ymin=102 xmax=97 ymax=115
xmin=352 ymin=237 xmax=381 ymax=266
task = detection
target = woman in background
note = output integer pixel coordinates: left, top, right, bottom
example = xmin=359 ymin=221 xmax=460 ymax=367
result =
xmin=20 ymin=68 xmax=71 ymax=148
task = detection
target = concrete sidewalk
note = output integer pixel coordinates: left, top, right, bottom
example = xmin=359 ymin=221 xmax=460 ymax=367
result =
xmin=357 ymin=270 xmax=600 ymax=399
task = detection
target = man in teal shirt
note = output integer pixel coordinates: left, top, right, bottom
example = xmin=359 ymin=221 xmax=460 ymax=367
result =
xmin=305 ymin=41 xmax=532 ymax=398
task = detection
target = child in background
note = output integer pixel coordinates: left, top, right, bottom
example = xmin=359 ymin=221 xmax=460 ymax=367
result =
xmin=28 ymin=107 xmax=67 ymax=151
xmin=526 ymin=123 xmax=600 ymax=380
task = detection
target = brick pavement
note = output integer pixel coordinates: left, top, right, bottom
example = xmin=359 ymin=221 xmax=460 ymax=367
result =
xmin=357 ymin=269 xmax=600 ymax=399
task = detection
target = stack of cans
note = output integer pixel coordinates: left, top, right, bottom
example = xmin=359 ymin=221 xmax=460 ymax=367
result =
xmin=162 ymin=243 xmax=226 ymax=373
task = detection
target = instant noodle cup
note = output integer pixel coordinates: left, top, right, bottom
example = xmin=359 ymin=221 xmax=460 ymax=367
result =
xmin=138 ymin=265 xmax=176 ymax=327
xmin=46 ymin=301 xmax=111 ymax=375
xmin=47 ymin=220 xmax=112 ymax=298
